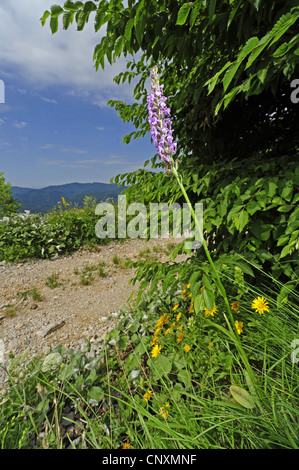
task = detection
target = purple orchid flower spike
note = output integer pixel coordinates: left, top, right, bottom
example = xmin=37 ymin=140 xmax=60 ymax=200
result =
xmin=147 ymin=66 xmax=178 ymax=173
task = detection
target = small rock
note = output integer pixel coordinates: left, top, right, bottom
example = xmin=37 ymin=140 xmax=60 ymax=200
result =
xmin=36 ymin=320 xmax=66 ymax=338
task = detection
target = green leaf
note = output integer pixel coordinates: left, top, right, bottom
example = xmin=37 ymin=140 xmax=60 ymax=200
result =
xmin=64 ymin=1 xmax=83 ymax=11
xmin=202 ymin=287 xmax=215 ymax=312
xmin=124 ymin=18 xmax=134 ymax=42
xmin=246 ymin=200 xmax=261 ymax=215
xmin=148 ymin=354 xmax=172 ymax=380
xmin=208 ymin=0 xmax=217 ymax=22
xmin=176 ymin=3 xmax=192 ymax=26
xmin=194 ymin=293 xmax=203 ymax=314
xmin=235 ymin=210 xmax=249 ymax=232
xmin=134 ymin=13 xmax=146 ymax=46
xmin=114 ymin=36 xmax=124 ymax=57
xmin=178 ymin=368 xmax=192 ymax=389
xmin=88 ymin=386 xmax=104 ymax=403
xmin=230 ymin=385 xmax=255 ymax=409
xmin=62 ymin=11 xmax=74 ymax=29
xmin=50 ymin=16 xmax=59 ymax=34
xmin=40 ymin=10 xmax=51 ymax=26
xmin=190 ymin=0 xmax=201 ymax=27
xmin=223 ymin=61 xmax=241 ymax=92
xmin=50 ymin=4 xmax=64 ymax=17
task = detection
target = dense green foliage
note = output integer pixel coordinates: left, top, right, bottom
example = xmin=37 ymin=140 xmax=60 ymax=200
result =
xmin=0 ymin=172 xmax=21 ymax=218
xmin=118 ymin=155 xmax=299 ymax=286
xmin=0 ymin=204 xmax=112 ymax=262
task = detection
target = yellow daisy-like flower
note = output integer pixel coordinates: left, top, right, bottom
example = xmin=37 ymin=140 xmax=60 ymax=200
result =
xmin=177 ymin=332 xmax=185 ymax=343
xmin=183 ymin=345 xmax=191 ymax=352
xmin=203 ymin=303 xmax=217 ymax=317
xmin=151 ymin=336 xmax=158 ymax=346
xmin=155 ymin=314 xmax=166 ymax=329
xmin=177 ymin=323 xmax=183 ymax=330
xmin=143 ymin=390 xmax=153 ymax=402
xmin=151 ymin=344 xmax=162 ymax=358
xmin=122 ymin=441 xmax=131 ymax=449
xmin=187 ymin=283 xmax=190 ymax=289
xmin=159 ymin=403 xmax=170 ymax=419
xmin=176 ymin=312 xmax=182 ymax=322
xmin=181 ymin=289 xmax=186 ymax=300
xmin=189 ymin=298 xmax=194 ymax=314
xmin=188 ymin=292 xmax=192 ymax=298
xmin=165 ymin=327 xmax=172 ymax=335
xmin=154 ymin=327 xmax=162 ymax=337
xmin=165 ymin=315 xmax=171 ymax=323
xmin=235 ymin=320 xmax=243 ymax=335
xmin=208 ymin=341 xmax=214 ymax=347
xmin=251 ymin=296 xmax=269 ymax=314
xmin=231 ymin=301 xmax=239 ymax=313
xmin=173 ymin=304 xmax=180 ymax=311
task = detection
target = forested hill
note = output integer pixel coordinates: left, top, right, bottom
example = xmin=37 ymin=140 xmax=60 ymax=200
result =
xmin=11 ymin=182 xmax=125 ymax=213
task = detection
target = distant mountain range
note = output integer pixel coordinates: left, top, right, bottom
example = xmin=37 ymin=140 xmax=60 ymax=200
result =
xmin=11 ymin=182 xmax=126 ymax=213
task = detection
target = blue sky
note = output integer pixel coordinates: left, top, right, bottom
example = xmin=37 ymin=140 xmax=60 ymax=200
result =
xmin=0 ymin=0 xmax=154 ymax=188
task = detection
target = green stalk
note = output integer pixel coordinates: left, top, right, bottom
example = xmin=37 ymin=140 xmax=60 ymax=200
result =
xmin=172 ymin=165 xmax=263 ymax=407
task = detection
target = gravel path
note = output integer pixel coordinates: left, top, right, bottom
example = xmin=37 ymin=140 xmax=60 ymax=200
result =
xmin=0 ymin=237 xmax=188 ymax=386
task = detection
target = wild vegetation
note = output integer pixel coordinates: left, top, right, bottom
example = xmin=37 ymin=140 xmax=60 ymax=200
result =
xmin=0 ymin=0 xmax=298 ymax=449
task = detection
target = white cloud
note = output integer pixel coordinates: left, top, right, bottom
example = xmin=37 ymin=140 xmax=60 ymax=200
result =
xmin=13 ymin=121 xmax=28 ymax=128
xmin=0 ymin=0 xmax=135 ymax=102
xmin=60 ymin=147 xmax=87 ymax=154
xmin=40 ymin=96 xmax=57 ymax=104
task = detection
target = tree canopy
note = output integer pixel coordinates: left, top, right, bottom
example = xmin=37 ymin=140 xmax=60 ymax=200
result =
xmin=42 ymin=0 xmax=299 ymax=168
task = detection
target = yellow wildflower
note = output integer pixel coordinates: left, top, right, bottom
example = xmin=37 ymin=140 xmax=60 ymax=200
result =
xmin=181 ymin=289 xmax=186 ymax=300
xmin=251 ymin=296 xmax=269 ymax=315
xmin=122 ymin=441 xmax=131 ymax=449
xmin=177 ymin=323 xmax=183 ymax=330
xmin=159 ymin=403 xmax=170 ymax=419
xmin=173 ymin=304 xmax=180 ymax=311
xmin=151 ymin=336 xmax=158 ymax=346
xmin=189 ymin=298 xmax=194 ymax=314
xmin=151 ymin=344 xmax=162 ymax=358
xmin=208 ymin=341 xmax=214 ymax=347
xmin=61 ymin=196 xmax=67 ymax=207
xmin=154 ymin=327 xmax=162 ymax=337
xmin=176 ymin=312 xmax=182 ymax=322
xmin=235 ymin=321 xmax=243 ymax=335
xmin=165 ymin=328 xmax=172 ymax=335
xmin=231 ymin=301 xmax=239 ymax=313
xmin=177 ymin=332 xmax=185 ymax=343
xmin=155 ymin=314 xmax=166 ymax=329
xmin=143 ymin=390 xmax=153 ymax=402
xmin=187 ymin=283 xmax=190 ymax=289
xmin=183 ymin=345 xmax=191 ymax=352
xmin=203 ymin=303 xmax=217 ymax=317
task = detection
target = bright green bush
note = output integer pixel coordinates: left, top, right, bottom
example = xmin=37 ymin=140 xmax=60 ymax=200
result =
xmin=0 ymin=205 xmax=112 ymax=263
